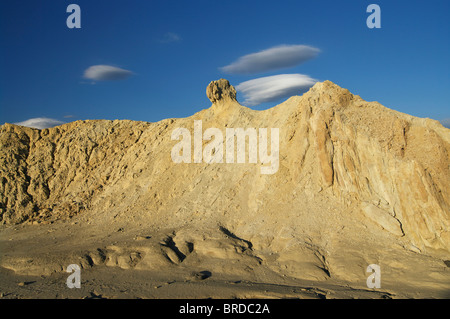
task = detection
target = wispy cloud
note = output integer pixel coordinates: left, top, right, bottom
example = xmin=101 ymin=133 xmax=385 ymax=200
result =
xmin=221 ymin=45 xmax=320 ymax=75
xmin=160 ymin=32 xmax=181 ymax=43
xmin=83 ymin=65 xmax=133 ymax=81
xmin=236 ymin=74 xmax=317 ymax=106
xmin=14 ymin=117 xmax=65 ymax=129
xmin=440 ymin=118 xmax=450 ymax=128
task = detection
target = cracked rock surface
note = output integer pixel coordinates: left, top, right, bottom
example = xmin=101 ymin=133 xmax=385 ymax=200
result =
xmin=0 ymin=80 xmax=449 ymax=298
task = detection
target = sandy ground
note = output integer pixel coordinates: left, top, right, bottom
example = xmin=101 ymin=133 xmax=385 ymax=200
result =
xmin=1 ymin=217 xmax=448 ymax=300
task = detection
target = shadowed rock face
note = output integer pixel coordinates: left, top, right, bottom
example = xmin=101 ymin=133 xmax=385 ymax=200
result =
xmin=206 ymin=79 xmax=237 ymax=104
xmin=1 ymin=79 xmax=449 ymax=276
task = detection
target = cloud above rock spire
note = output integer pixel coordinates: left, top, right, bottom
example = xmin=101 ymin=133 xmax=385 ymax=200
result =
xmin=236 ymin=74 xmax=318 ymax=106
xmin=221 ymin=45 xmax=320 ymax=75
xmin=220 ymin=44 xmax=321 ymax=106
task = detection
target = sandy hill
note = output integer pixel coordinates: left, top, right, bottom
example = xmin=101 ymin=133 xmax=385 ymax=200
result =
xmin=0 ymin=79 xmax=449 ymax=298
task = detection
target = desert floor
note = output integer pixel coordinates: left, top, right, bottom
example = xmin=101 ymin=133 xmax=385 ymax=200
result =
xmin=1 ymin=218 xmax=448 ymax=300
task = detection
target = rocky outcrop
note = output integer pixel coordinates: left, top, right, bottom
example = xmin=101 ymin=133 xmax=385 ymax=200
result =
xmin=297 ymin=81 xmax=450 ymax=251
xmin=206 ymin=79 xmax=237 ymax=104
xmin=1 ymin=80 xmax=449 ymax=264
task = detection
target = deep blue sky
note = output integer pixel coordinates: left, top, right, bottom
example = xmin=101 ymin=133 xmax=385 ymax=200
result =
xmin=1 ymin=0 xmax=449 ymax=126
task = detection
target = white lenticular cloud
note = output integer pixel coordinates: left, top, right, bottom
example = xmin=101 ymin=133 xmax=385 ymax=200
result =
xmin=236 ymin=74 xmax=318 ymax=106
xmin=221 ymin=45 xmax=320 ymax=75
xmin=83 ymin=65 xmax=133 ymax=81
xmin=14 ymin=117 xmax=65 ymax=129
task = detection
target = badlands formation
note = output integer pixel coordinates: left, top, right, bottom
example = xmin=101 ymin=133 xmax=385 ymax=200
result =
xmin=0 ymin=79 xmax=449 ymax=299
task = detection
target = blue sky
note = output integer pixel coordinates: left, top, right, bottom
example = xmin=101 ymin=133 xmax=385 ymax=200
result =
xmin=1 ymin=0 xmax=449 ymax=128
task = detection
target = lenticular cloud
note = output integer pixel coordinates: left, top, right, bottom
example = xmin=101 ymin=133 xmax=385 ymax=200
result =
xmin=14 ymin=117 xmax=65 ymax=129
xmin=236 ymin=74 xmax=317 ymax=106
xmin=83 ymin=65 xmax=133 ymax=81
xmin=221 ymin=45 xmax=320 ymax=75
